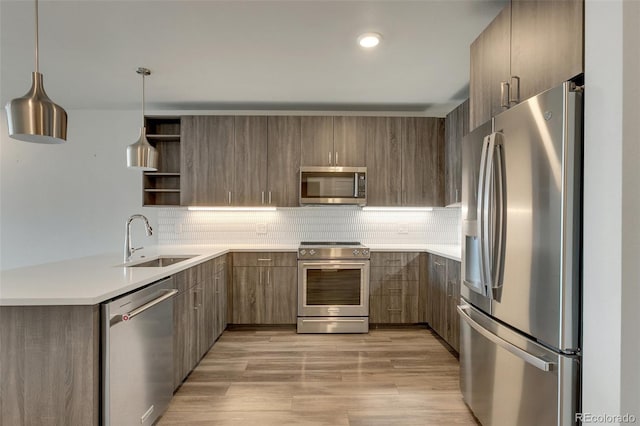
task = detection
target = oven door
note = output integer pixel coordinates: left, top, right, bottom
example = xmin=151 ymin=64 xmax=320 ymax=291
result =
xmin=298 ymin=259 xmax=370 ymax=317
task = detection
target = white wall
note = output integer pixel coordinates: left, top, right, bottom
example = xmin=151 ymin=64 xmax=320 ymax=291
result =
xmin=620 ymin=0 xmax=640 ymax=417
xmin=0 ymin=109 xmax=158 ymax=270
xmin=583 ymin=0 xmax=639 ymax=421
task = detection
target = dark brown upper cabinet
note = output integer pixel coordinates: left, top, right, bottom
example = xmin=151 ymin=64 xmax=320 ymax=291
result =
xmin=333 ymin=116 xmax=367 ymax=167
xmin=234 ymin=116 xmax=268 ymax=206
xmin=401 ymin=117 xmax=445 ymax=207
xmin=510 ymin=0 xmax=584 ymax=102
xmin=470 ymin=4 xmax=511 ymax=131
xmin=267 ymin=116 xmax=301 ymax=207
xmin=444 ymin=100 xmax=469 ymax=206
xmin=300 ymin=116 xmax=366 ymax=167
xmin=470 ymin=0 xmax=583 ymax=130
xmin=181 ymin=116 xmax=235 ymax=206
xmin=365 ymin=117 xmax=403 ymax=206
xmin=301 ymin=116 xmax=334 ymax=166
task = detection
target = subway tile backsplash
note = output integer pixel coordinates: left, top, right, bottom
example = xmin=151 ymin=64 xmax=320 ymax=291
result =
xmin=157 ymin=207 xmax=461 ymax=247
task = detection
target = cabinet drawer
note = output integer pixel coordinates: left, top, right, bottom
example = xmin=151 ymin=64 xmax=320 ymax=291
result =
xmin=370 ymin=251 xmax=420 ymax=267
xmin=371 ymin=266 xmax=419 ymax=282
xmin=370 ymin=280 xmax=419 ymax=297
xmin=370 ymin=295 xmax=419 ymax=324
xmin=231 ymin=252 xmax=297 ymax=267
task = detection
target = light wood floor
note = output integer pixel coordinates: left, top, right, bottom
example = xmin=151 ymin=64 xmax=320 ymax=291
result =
xmin=158 ymin=327 xmax=479 ymax=426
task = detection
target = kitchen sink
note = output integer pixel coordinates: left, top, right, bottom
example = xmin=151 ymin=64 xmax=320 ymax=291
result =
xmin=126 ymin=255 xmax=197 ymax=268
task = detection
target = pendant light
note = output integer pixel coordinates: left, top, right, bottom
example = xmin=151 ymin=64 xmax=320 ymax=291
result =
xmin=5 ymin=0 xmax=68 ymax=144
xmin=126 ymin=67 xmax=158 ymax=170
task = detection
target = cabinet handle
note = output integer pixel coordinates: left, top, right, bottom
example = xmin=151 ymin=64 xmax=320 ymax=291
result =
xmin=268 ymin=191 xmax=272 ymax=205
xmin=261 ymin=191 xmax=265 ymax=204
xmin=228 ymin=191 xmax=232 ymax=205
xmin=388 ymin=288 xmax=402 ymax=292
xmin=257 ymin=258 xmax=272 ymax=262
xmin=500 ymin=81 xmax=510 ymax=108
xmin=335 ymin=151 xmax=338 ymax=166
xmin=509 ymin=76 xmax=520 ymax=105
xmin=455 ymin=188 xmax=459 ymax=203
xmin=328 ymin=151 xmax=332 ymax=165
xmin=267 ymin=269 xmax=270 ymax=284
xmin=387 ymin=308 xmax=403 ymax=312
xmin=434 ymin=261 xmax=444 ymax=267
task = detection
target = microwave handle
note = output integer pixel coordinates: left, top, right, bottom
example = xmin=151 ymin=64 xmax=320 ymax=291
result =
xmin=354 ymin=173 xmax=359 ymax=197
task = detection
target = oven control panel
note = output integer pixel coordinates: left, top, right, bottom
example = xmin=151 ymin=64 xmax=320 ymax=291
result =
xmin=297 ymin=247 xmax=370 ymax=259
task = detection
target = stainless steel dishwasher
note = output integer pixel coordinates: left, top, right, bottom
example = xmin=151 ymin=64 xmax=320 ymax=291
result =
xmin=102 ymin=277 xmax=178 ymax=426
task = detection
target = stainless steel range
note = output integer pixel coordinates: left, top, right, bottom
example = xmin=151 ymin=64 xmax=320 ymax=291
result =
xmin=297 ymin=241 xmax=370 ymax=333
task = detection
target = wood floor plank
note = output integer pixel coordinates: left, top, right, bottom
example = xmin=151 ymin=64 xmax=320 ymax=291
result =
xmin=158 ymin=328 xmax=478 ymax=426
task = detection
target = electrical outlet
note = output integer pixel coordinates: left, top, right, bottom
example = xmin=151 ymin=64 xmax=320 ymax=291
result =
xmin=256 ymin=223 xmax=267 ymax=234
xmin=398 ymin=223 xmax=409 ymax=234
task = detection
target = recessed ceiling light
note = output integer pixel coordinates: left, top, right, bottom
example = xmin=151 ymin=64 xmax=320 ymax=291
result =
xmin=358 ymin=32 xmax=382 ymax=48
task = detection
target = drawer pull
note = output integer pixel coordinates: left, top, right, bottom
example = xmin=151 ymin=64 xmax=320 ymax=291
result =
xmin=257 ymin=258 xmax=272 ymax=262
xmin=387 ymin=308 xmax=403 ymax=312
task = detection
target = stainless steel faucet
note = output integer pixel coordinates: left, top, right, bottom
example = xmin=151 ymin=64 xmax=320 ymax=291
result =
xmin=124 ymin=214 xmax=153 ymax=262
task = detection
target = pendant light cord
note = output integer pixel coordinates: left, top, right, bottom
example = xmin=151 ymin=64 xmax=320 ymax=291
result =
xmin=35 ymin=0 xmax=39 ymax=72
xmin=141 ymin=71 xmax=145 ymax=127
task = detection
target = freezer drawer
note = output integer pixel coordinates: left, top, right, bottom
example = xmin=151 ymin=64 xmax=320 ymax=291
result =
xmin=459 ymin=303 xmax=579 ymax=426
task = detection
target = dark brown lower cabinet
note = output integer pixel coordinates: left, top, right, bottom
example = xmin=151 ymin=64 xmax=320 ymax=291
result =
xmin=369 ymin=252 xmax=420 ymax=324
xmin=231 ymin=252 xmax=297 ymax=325
xmin=232 ymin=265 xmax=297 ymax=324
xmin=444 ymin=258 xmax=461 ymax=352
xmin=425 ymin=253 xmax=461 ymax=352
xmin=173 ymin=255 xmax=228 ymax=390
xmin=0 ymin=305 xmax=101 ymax=425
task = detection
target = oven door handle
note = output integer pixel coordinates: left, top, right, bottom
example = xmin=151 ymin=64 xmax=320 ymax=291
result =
xmin=301 ymin=262 xmax=368 ymax=268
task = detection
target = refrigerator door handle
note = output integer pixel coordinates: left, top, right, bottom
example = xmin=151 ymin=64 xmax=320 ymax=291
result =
xmin=480 ymin=133 xmax=506 ymax=298
xmin=477 ymin=135 xmax=491 ymax=291
xmin=490 ymin=135 xmax=506 ymax=297
xmin=457 ymin=304 xmax=555 ymax=372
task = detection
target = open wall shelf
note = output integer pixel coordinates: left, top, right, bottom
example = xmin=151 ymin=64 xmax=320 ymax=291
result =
xmin=143 ymin=116 xmax=181 ymax=207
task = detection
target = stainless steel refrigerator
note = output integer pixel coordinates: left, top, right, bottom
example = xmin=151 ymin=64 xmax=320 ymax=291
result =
xmin=459 ymin=81 xmax=582 ymax=426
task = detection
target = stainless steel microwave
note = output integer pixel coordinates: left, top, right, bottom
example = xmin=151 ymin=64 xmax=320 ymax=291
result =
xmin=299 ymin=166 xmax=367 ymax=206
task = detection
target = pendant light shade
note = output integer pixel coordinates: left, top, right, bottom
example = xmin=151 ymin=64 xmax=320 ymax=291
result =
xmin=126 ymin=127 xmax=158 ymax=170
xmin=5 ymin=0 xmax=67 ymax=144
xmin=126 ymin=67 xmax=158 ymax=171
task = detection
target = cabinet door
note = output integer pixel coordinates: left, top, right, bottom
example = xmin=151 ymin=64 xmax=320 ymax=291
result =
xmin=469 ymin=4 xmax=511 ymax=131
xmin=427 ymin=254 xmax=447 ymax=337
xmin=301 ymin=116 xmax=334 ymax=166
xmin=445 ymin=259 xmax=461 ymax=352
xmin=201 ymin=260 xmax=216 ymax=352
xmin=267 ymin=116 xmax=301 ymax=207
xmin=232 ymin=266 xmax=271 ymax=324
xmin=333 ymin=116 xmax=367 ymax=167
xmin=190 ymin=281 xmax=206 ymax=366
xmin=234 ymin=116 xmax=268 ymax=206
xmin=444 ymin=100 xmax=469 ymax=206
xmin=402 ymin=117 xmax=445 ymax=206
xmin=181 ymin=116 xmax=235 ymax=206
xmin=510 ymin=0 xmax=583 ymax=102
xmin=173 ymin=289 xmax=190 ymax=389
xmin=270 ymin=267 xmax=297 ymax=324
xmin=215 ymin=256 xmax=228 ymax=338
xmin=365 ymin=117 xmax=403 ymax=206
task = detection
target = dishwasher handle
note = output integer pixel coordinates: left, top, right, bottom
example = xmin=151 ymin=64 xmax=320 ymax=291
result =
xmin=121 ymin=289 xmax=178 ymax=322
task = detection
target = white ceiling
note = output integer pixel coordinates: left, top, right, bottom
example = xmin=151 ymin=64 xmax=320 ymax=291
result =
xmin=0 ymin=0 xmax=505 ymax=116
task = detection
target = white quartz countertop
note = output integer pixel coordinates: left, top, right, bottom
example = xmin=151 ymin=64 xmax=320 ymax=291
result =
xmin=0 ymin=243 xmax=460 ymax=306
xmin=0 ymin=247 xmax=230 ymax=306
